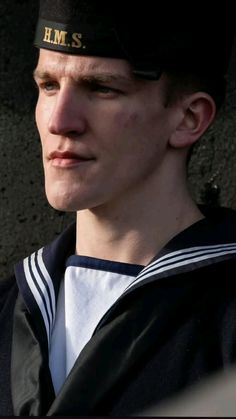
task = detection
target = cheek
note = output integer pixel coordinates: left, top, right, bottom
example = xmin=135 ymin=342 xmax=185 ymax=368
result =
xmin=35 ymin=100 xmax=46 ymax=137
xmin=112 ymin=105 xmax=167 ymax=139
xmin=35 ymin=102 xmax=51 ymax=163
xmin=35 ymin=101 xmax=54 ymax=157
xmin=114 ymin=109 xmax=140 ymax=130
xmin=35 ymin=101 xmax=40 ymax=129
xmin=112 ymin=107 xmax=174 ymax=170
xmin=105 ymin=110 xmax=143 ymax=150
xmin=35 ymin=98 xmax=53 ymax=135
xmin=108 ymin=108 xmax=162 ymax=154
xmin=101 ymin=111 xmax=155 ymax=166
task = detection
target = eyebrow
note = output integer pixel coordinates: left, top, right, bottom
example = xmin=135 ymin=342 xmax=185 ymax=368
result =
xmin=33 ymin=69 xmax=134 ymax=86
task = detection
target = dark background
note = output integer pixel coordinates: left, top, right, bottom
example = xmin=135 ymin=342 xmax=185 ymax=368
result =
xmin=1 ymin=1 xmax=236 ymax=278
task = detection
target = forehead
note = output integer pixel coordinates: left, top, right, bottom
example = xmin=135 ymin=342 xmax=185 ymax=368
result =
xmin=36 ymin=49 xmax=134 ymax=79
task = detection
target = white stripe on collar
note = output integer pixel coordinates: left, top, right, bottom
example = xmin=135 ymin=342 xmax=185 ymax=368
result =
xmin=23 ymin=248 xmax=56 ymax=344
xmin=125 ymin=243 xmax=236 ymax=292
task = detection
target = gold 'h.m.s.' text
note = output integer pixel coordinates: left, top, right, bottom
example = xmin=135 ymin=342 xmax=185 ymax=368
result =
xmin=43 ymin=26 xmax=85 ymax=49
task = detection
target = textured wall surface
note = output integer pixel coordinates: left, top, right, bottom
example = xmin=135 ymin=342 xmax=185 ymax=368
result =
xmin=0 ymin=1 xmax=236 ymax=278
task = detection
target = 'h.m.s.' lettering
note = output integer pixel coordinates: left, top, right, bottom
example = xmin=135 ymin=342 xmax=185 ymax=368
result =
xmin=43 ymin=26 xmax=84 ymax=49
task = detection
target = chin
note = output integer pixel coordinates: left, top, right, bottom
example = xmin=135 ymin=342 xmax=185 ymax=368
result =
xmin=47 ymin=199 xmax=77 ymax=212
xmin=46 ymin=191 xmax=95 ymax=213
xmin=45 ymin=182 xmax=82 ymax=212
xmin=44 ymin=182 xmax=108 ymax=213
xmin=45 ymin=191 xmax=79 ymax=212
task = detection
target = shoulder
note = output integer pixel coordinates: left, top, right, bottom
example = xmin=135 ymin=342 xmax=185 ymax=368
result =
xmin=0 ymin=275 xmax=18 ymax=319
xmin=0 ymin=276 xmax=18 ymax=416
xmin=201 ymin=205 xmax=236 ymax=229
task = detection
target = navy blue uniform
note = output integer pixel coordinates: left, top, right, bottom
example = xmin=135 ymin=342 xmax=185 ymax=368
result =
xmin=1 ymin=206 xmax=236 ymax=415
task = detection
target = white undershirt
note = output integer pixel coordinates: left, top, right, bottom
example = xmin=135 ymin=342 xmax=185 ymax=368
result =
xmin=49 ymin=256 xmax=143 ymax=394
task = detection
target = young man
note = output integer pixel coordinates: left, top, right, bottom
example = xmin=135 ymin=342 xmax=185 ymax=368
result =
xmin=1 ymin=0 xmax=236 ymax=416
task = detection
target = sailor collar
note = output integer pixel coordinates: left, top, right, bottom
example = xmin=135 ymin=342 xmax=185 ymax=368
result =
xmin=14 ymin=206 xmax=236 ymax=347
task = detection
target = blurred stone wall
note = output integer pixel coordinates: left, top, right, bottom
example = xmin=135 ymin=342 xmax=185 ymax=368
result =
xmin=0 ymin=1 xmax=236 ymax=278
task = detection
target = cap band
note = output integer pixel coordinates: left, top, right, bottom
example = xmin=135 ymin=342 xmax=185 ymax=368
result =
xmin=34 ymin=18 xmax=128 ymax=58
xmin=35 ymin=18 xmax=87 ymax=54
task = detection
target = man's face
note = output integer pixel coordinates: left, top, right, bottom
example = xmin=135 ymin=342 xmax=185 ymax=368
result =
xmin=35 ymin=49 xmax=180 ymax=212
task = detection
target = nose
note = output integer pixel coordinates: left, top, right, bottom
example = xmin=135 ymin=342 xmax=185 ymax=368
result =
xmin=48 ymin=85 xmax=87 ymax=137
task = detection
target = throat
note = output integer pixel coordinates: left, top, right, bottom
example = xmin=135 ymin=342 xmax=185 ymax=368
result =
xmin=75 ymin=204 xmax=204 ymax=266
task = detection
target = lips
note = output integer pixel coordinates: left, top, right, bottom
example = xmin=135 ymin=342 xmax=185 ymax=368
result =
xmin=49 ymin=150 xmax=93 ymax=168
xmin=50 ymin=151 xmax=85 ymax=159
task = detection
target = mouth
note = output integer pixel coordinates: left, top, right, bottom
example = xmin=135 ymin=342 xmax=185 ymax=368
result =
xmin=48 ymin=151 xmax=94 ymax=168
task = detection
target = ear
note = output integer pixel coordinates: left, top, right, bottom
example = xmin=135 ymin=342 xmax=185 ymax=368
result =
xmin=169 ymin=92 xmax=216 ymax=149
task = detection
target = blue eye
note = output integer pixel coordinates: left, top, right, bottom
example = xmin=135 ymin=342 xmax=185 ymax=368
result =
xmin=91 ymin=84 xmax=114 ymax=93
xmin=43 ymin=82 xmax=57 ymax=91
xmin=35 ymin=80 xmax=58 ymax=94
xmin=88 ymin=82 xmax=123 ymax=96
xmin=97 ymin=86 xmax=113 ymax=93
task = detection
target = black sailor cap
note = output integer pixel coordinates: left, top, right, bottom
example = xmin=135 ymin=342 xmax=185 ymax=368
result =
xmin=34 ymin=1 xmax=235 ymax=80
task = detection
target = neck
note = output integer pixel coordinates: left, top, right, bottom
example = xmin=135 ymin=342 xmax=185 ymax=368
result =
xmin=75 ymin=170 xmax=203 ymax=266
